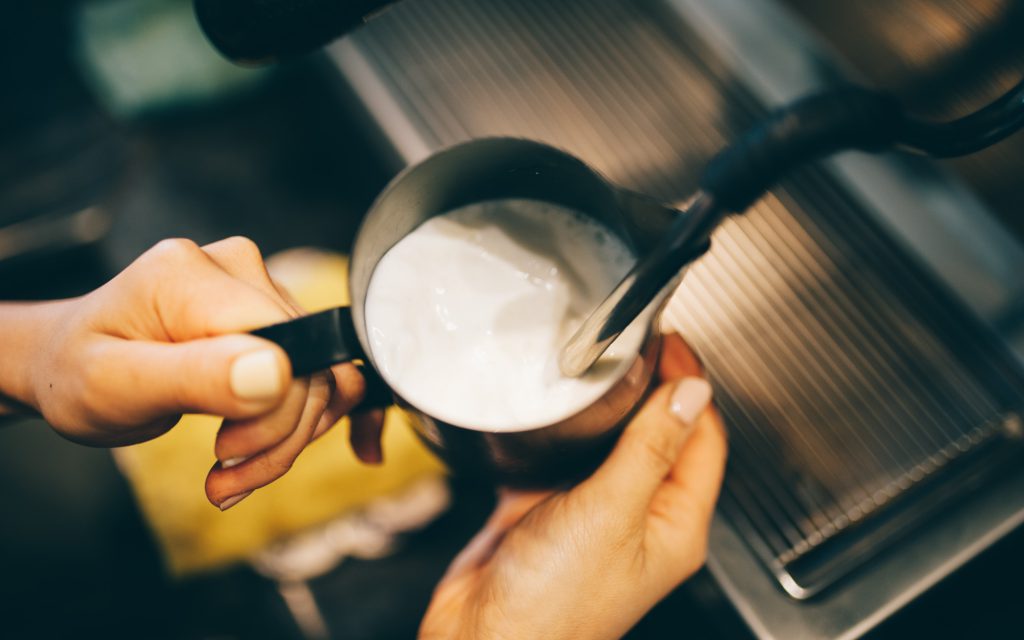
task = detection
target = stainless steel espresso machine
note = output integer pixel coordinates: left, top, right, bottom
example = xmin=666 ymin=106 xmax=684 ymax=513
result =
xmin=196 ymin=1 xmax=1024 ymax=637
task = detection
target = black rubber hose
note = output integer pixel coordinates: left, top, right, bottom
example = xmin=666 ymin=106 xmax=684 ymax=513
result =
xmin=700 ymin=86 xmax=902 ymax=213
xmin=700 ymin=79 xmax=1024 ymax=214
xmin=194 ymin=0 xmax=394 ymax=64
xmin=896 ymin=78 xmax=1024 ymax=158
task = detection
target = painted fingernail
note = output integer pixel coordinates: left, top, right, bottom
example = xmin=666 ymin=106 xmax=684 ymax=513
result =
xmin=230 ymin=350 xmax=283 ymax=401
xmin=218 ymin=491 xmax=253 ymax=511
xmin=222 ymin=456 xmax=248 ymax=469
xmin=670 ymin=377 xmax=713 ymax=425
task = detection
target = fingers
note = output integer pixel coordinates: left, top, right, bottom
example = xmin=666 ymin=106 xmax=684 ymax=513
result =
xmin=198 ymin=238 xmax=376 ymax=503
xmin=122 ymin=238 xmax=293 ymax=340
xmin=204 ymin=237 xmax=315 ymax=458
xmin=200 ymin=238 xmax=375 ymax=501
xmin=655 ymin=405 xmax=728 ymax=535
xmin=644 ymin=405 xmax=727 ymax=587
xmin=78 ymin=237 xmax=373 ymax=505
xmin=658 ymin=332 xmax=704 ymax=380
xmin=578 ymin=332 xmax=721 ymax=590
xmin=201 ymin=236 xmax=280 ymax=293
xmin=213 ymin=373 xmax=319 ymax=461
xmin=203 ymin=238 xmax=368 ymax=412
xmin=205 ymin=373 xmax=332 ymax=508
xmin=348 ymin=408 xmax=385 ymax=464
xmin=582 ymin=373 xmax=713 ymax=512
xmin=329 ymin=361 xmax=369 ymax=425
xmin=83 ymin=333 xmax=292 ymax=425
xmin=652 ymin=332 xmax=725 ymax=531
xmin=204 ymin=237 xmax=369 ymax=457
xmin=309 ymin=363 xmax=370 ymax=443
xmin=201 ymin=237 xmax=307 ymax=323
xmin=96 ymin=237 xmax=298 ymax=425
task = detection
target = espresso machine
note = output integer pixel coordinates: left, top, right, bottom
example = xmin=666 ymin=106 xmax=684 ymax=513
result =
xmin=195 ymin=1 xmax=1024 ymax=637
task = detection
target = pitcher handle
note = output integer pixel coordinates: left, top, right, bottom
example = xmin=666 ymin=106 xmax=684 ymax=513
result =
xmin=251 ymin=307 xmax=362 ymax=377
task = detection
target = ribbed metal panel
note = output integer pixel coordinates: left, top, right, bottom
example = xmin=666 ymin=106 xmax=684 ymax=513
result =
xmin=340 ymin=0 xmax=1024 ymax=595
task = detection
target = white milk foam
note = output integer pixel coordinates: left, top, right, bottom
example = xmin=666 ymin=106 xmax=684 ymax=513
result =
xmin=365 ymin=199 xmax=653 ymax=431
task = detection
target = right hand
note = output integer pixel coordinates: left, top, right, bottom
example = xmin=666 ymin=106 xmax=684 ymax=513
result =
xmin=21 ymin=237 xmax=383 ymax=509
xmin=421 ymin=334 xmax=728 ymax=639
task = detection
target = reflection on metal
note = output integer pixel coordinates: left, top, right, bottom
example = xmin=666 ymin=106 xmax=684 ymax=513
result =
xmin=277 ymin=581 xmax=330 ymax=640
xmin=329 ymin=38 xmax=435 ymax=166
xmin=328 ymin=0 xmax=1024 ymax=637
xmin=559 ymin=192 xmax=713 ymax=378
xmin=0 ymin=206 xmax=111 ymax=263
xmin=251 ymin=477 xmax=451 ymax=638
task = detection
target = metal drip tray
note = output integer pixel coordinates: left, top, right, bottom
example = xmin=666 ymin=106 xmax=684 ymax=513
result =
xmin=665 ymin=171 xmax=1024 ymax=599
xmin=327 ymin=0 xmax=1024 ymax=636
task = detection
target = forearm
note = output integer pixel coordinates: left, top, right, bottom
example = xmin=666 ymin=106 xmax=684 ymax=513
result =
xmin=0 ymin=301 xmax=65 ymax=414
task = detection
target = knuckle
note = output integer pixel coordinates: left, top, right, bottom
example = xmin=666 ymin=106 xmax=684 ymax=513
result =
xmin=333 ymin=364 xmax=366 ymax=406
xmin=75 ymin=351 xmax=113 ymax=419
xmin=256 ymin=450 xmax=295 ymax=481
xmin=147 ymin=238 xmax=202 ymax=264
xmin=170 ymin=369 xmax=213 ymax=415
xmin=310 ymin=373 xmax=334 ymax=405
xmin=222 ymin=236 xmax=264 ymax=263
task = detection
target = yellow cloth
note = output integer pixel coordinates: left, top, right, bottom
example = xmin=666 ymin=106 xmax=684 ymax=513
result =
xmin=115 ymin=249 xmax=446 ymax=576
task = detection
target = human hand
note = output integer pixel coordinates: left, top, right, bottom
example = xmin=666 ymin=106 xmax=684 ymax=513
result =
xmin=420 ymin=334 xmax=727 ymax=640
xmin=9 ymin=237 xmax=382 ymax=509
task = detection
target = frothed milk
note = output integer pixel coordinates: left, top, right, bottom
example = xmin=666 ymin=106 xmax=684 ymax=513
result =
xmin=365 ymin=199 xmax=653 ymax=431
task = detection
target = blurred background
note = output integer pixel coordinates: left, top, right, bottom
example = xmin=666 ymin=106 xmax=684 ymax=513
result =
xmin=2 ymin=0 xmax=1024 ymax=638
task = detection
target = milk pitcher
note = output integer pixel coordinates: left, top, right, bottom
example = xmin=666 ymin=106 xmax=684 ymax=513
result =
xmin=250 ymin=138 xmax=707 ymax=486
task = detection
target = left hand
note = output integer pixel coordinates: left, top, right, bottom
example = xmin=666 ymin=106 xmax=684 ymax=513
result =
xmin=13 ymin=237 xmax=382 ymax=510
xmin=420 ymin=334 xmax=728 ymax=640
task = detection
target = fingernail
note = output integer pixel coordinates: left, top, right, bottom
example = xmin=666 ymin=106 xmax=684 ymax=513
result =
xmin=670 ymin=377 xmax=713 ymax=425
xmin=222 ymin=456 xmax=248 ymax=469
xmin=218 ymin=491 xmax=252 ymax=511
xmin=230 ymin=350 xmax=282 ymax=401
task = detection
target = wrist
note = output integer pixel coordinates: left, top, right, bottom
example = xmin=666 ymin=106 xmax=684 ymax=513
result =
xmin=0 ymin=300 xmax=70 ymax=412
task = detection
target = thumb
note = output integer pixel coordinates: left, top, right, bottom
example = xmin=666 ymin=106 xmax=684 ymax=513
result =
xmin=583 ymin=376 xmax=713 ymax=509
xmin=91 ymin=334 xmax=292 ymax=424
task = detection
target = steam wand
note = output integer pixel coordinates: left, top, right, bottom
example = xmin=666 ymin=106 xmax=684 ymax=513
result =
xmin=559 ymin=79 xmax=1024 ymax=377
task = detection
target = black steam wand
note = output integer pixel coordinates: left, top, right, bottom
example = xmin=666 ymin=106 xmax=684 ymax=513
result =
xmin=558 ymin=80 xmax=1024 ymax=376
xmin=194 ymin=0 xmax=396 ymax=64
